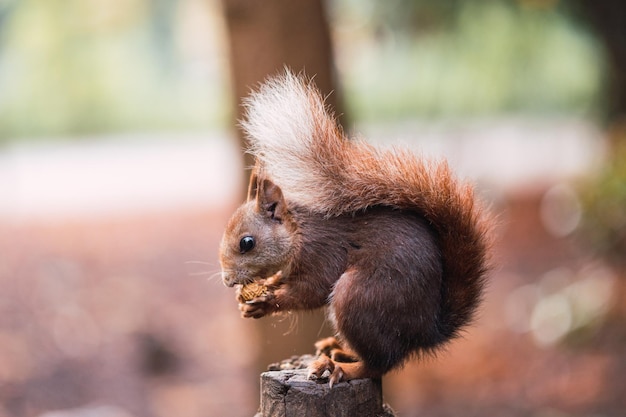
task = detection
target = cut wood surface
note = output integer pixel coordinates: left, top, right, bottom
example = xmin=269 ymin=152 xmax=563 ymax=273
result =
xmin=254 ymin=355 xmax=396 ymax=417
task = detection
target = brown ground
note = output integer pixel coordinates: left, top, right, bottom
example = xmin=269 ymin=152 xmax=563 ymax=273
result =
xmin=0 ymin=190 xmax=624 ymax=417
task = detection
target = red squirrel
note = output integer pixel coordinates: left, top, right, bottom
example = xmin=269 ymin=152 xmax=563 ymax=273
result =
xmin=219 ymin=71 xmax=492 ymax=386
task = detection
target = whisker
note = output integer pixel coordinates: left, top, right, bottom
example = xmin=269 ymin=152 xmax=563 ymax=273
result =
xmin=208 ymin=271 xmax=225 ymax=282
xmin=280 ymin=312 xmax=299 ymax=336
xmin=317 ymin=314 xmax=330 ymax=338
xmin=187 ymin=271 xmax=215 ymax=277
xmin=185 ymin=260 xmax=216 ymax=266
xmin=185 ymin=261 xmax=224 ymax=283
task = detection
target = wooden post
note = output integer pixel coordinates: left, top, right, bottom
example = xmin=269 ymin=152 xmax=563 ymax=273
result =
xmin=254 ymin=356 xmax=396 ymax=417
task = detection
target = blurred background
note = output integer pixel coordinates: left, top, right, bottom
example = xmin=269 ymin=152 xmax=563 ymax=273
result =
xmin=0 ymin=0 xmax=625 ymax=416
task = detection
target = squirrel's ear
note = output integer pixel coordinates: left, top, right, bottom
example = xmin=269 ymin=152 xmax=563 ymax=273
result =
xmin=246 ymin=166 xmax=260 ymax=202
xmin=257 ymin=179 xmax=287 ymax=222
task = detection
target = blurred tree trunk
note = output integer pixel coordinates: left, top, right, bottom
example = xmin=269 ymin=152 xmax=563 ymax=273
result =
xmin=578 ymin=0 xmax=626 ymax=127
xmin=219 ymin=0 xmax=341 ymax=375
xmin=221 ymin=0 xmax=344 ymax=179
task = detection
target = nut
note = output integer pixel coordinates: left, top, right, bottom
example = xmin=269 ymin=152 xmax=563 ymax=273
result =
xmin=239 ymin=281 xmax=268 ymax=302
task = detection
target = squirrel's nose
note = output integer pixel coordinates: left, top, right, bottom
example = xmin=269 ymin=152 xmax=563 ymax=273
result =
xmin=222 ymin=271 xmax=236 ymax=287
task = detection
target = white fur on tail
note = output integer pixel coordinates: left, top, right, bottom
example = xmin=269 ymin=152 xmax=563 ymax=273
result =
xmin=241 ymin=71 xmax=341 ymax=208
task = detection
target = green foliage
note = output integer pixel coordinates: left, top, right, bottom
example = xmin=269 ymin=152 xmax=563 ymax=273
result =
xmin=0 ymin=0 xmax=227 ymax=142
xmin=333 ymin=0 xmax=604 ymax=122
xmin=0 ymin=0 xmax=607 ymax=141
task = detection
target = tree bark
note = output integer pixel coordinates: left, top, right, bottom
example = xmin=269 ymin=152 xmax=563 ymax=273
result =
xmin=254 ymin=356 xmax=396 ymax=417
xmin=220 ymin=0 xmax=344 ymax=180
xmin=578 ymin=0 xmax=626 ymax=124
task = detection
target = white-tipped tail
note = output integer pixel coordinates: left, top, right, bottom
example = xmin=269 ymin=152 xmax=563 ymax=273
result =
xmin=241 ymin=71 xmax=345 ymax=210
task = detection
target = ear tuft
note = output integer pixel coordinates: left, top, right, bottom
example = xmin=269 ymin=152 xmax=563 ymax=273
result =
xmin=247 ymin=165 xmax=260 ymax=202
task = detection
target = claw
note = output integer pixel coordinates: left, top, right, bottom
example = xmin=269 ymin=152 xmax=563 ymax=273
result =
xmin=306 ymin=368 xmax=330 ymax=380
xmin=328 ymin=364 xmax=344 ymax=388
xmin=307 ymin=355 xmax=346 ymax=387
xmin=245 ymin=294 xmax=269 ymax=305
xmin=307 ymin=355 xmax=334 ymax=380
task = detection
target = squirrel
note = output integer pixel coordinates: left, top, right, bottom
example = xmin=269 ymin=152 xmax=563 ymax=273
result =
xmin=219 ymin=71 xmax=492 ymax=386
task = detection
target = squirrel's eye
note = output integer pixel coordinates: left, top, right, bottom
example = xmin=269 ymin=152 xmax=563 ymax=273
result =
xmin=239 ymin=236 xmax=255 ymax=254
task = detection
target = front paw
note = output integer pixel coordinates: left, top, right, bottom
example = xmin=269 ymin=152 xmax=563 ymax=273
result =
xmin=238 ymin=294 xmax=277 ymax=319
xmin=235 ymin=271 xmax=284 ymax=319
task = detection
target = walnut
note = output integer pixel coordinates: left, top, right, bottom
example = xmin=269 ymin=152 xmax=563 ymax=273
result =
xmin=239 ymin=281 xmax=268 ymax=302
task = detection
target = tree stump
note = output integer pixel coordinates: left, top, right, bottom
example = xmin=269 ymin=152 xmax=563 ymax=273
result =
xmin=254 ymin=355 xmax=396 ymax=417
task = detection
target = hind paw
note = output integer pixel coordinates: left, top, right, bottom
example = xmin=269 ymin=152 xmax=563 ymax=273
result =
xmin=307 ymin=355 xmax=345 ymax=388
xmin=314 ymin=337 xmax=358 ymax=363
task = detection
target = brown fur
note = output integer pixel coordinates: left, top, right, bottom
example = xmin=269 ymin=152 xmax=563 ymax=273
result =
xmin=219 ymin=72 xmax=493 ymax=382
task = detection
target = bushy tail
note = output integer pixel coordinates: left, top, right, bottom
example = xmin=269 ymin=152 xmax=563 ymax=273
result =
xmin=242 ymin=71 xmax=492 ymax=338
